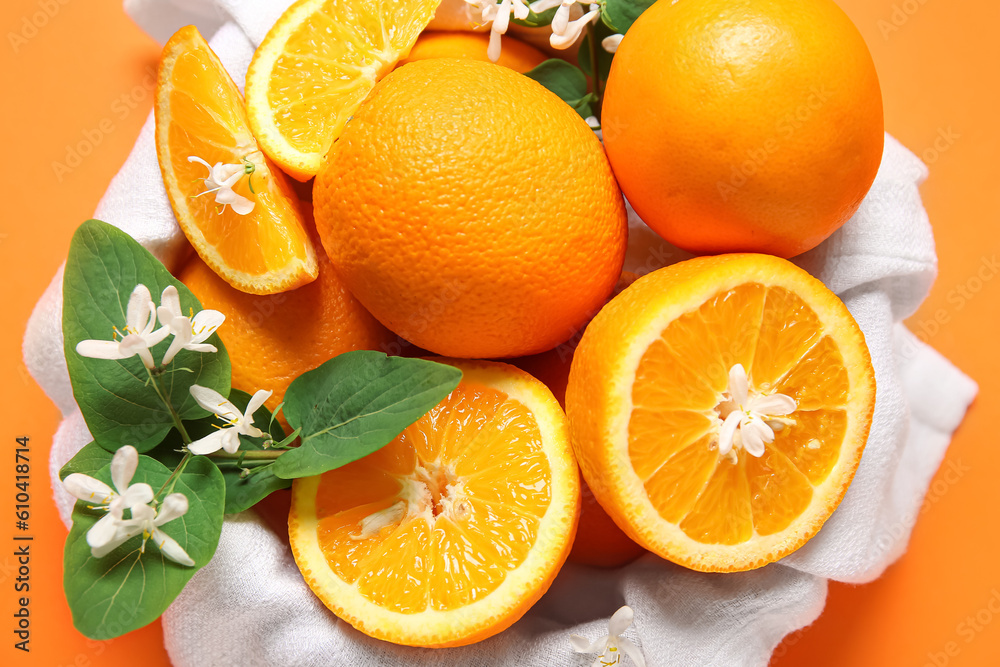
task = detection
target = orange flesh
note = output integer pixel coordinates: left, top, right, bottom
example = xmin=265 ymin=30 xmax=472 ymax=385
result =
xmin=267 ymin=1 xmax=434 ymax=157
xmin=160 ymin=29 xmax=315 ymax=290
xmin=629 ymin=284 xmax=851 ymax=544
xmin=313 ymin=382 xmax=552 ymax=613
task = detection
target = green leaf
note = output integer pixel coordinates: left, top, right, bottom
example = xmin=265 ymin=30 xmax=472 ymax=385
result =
xmin=511 ymin=6 xmax=558 ymax=28
xmin=601 ymin=0 xmax=655 ymax=33
xmin=273 ymin=351 xmax=462 ymax=479
xmin=62 ymin=220 xmax=231 ymax=453
xmin=63 ymin=454 xmax=224 ymax=639
xmin=579 ymin=17 xmax=616 ymax=81
xmin=59 ymin=441 xmax=113 ymax=481
xmin=524 ymin=59 xmax=598 ymax=119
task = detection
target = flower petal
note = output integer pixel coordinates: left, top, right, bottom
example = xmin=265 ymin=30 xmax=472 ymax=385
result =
xmin=91 ymin=523 xmax=143 ymax=559
xmin=151 ymin=526 xmax=195 ymax=566
xmin=155 ymin=493 xmax=189 ymax=526
xmin=221 ymin=428 xmax=242 ymax=454
xmin=63 ymin=473 xmax=114 ymax=504
xmin=190 ymin=309 xmax=225 ymax=343
xmin=110 ymin=445 xmax=138 ymax=494
xmin=608 ymin=605 xmax=634 ymax=636
xmin=741 ymin=420 xmax=770 ymax=458
xmin=718 ymin=410 xmax=742 ymax=457
xmin=487 ymin=28 xmax=502 ymax=62
xmin=618 ymin=637 xmax=647 ymax=667
xmin=158 ymin=285 xmax=182 ymax=323
xmin=728 ymin=363 xmax=749 ymax=405
xmin=570 ymin=633 xmax=610 ymax=654
xmin=228 ymin=194 xmax=256 ymax=215
xmin=126 ymin=284 xmax=153 ymax=331
xmin=76 ymin=339 xmax=127 ymax=360
xmin=751 ymin=393 xmax=797 ymax=416
xmin=602 ymin=33 xmax=624 ymax=53
xmin=188 ymin=429 xmax=228 ymax=455
xmin=189 ymin=384 xmax=240 ymax=422
xmin=119 ymin=482 xmax=154 ymax=509
xmin=161 ymin=316 xmax=192 ymax=365
xmin=86 ymin=513 xmax=121 ymax=548
xmin=245 ymin=389 xmax=273 ymax=419
xmin=185 ymin=343 xmax=218 ymax=354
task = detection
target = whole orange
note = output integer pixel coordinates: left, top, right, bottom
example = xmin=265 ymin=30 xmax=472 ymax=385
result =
xmin=178 ymin=246 xmax=396 ymax=412
xmin=398 ymin=30 xmax=547 ymax=73
xmin=602 ymin=0 xmax=884 ymax=258
xmin=313 ymin=58 xmax=628 ymax=358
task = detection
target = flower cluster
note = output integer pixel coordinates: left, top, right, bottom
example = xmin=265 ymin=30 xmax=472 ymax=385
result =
xmin=188 ymin=152 xmax=260 ymax=215
xmin=76 ymin=284 xmax=224 ymax=370
xmin=63 ymin=446 xmax=194 ymax=565
xmin=187 ymin=385 xmax=273 ymax=455
xmin=466 ymin=0 xmax=602 ymax=62
xmin=717 ymin=364 xmax=797 ymax=459
xmin=570 ymin=605 xmax=646 ymax=667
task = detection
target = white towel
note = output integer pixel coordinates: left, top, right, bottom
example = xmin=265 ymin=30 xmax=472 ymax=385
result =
xmin=25 ymin=1 xmax=977 ymax=665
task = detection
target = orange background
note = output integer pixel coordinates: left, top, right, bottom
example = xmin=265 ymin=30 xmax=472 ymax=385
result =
xmin=0 ymin=0 xmax=996 ymax=665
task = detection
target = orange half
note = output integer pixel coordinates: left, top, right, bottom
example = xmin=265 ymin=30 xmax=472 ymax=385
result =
xmin=155 ymin=26 xmax=317 ymax=295
xmin=289 ymin=359 xmax=580 ymax=647
xmin=566 ymin=254 xmax=876 ymax=572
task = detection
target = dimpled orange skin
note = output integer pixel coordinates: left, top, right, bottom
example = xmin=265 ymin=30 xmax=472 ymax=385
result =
xmin=313 ymin=58 xmax=628 ymax=359
xmin=602 ymin=0 xmax=884 ymax=258
xmin=399 ymin=30 xmax=547 ymax=73
xmin=178 ymin=246 xmax=397 ymax=413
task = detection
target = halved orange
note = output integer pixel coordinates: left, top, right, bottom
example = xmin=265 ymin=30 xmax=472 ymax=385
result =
xmin=245 ymin=0 xmax=441 ymax=181
xmin=155 ymin=26 xmax=317 ymax=295
xmin=566 ymin=254 xmax=876 ymax=572
xmin=289 ymin=359 xmax=581 ymax=647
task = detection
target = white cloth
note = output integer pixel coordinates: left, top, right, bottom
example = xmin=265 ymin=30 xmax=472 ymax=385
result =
xmin=25 ymin=1 xmax=977 ymax=665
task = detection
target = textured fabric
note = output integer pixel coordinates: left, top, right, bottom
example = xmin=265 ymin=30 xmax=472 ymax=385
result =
xmin=26 ymin=1 xmax=977 ymax=665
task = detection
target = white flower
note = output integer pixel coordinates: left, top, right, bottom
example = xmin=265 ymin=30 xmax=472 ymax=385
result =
xmin=63 ymin=446 xmax=154 ymax=557
xmin=156 ymin=285 xmax=225 ymax=365
xmin=717 ymin=364 xmax=797 ymax=459
xmin=76 ymin=284 xmax=169 ymax=369
xmin=97 ymin=493 xmax=195 ymax=566
xmin=570 ymin=605 xmax=646 ymax=667
xmin=466 ymin=0 xmax=531 ymax=62
xmin=546 ymin=0 xmax=600 ymax=50
xmin=188 ymin=154 xmax=257 ymax=215
xmin=602 ymin=33 xmax=624 ymax=53
xmin=187 ymin=385 xmax=273 ymax=455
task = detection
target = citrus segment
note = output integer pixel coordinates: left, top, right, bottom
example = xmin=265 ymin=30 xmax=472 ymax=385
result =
xmin=566 ymin=254 xmax=876 ymax=572
xmin=155 ymin=26 xmax=317 ymax=294
xmin=289 ymin=360 xmax=580 ymax=647
xmin=245 ymin=0 xmax=441 ymax=180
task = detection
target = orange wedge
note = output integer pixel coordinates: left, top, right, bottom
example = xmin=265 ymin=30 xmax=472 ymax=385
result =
xmin=155 ymin=26 xmax=317 ymax=295
xmin=566 ymin=254 xmax=876 ymax=572
xmin=245 ymin=0 xmax=441 ymax=180
xmin=289 ymin=359 xmax=580 ymax=647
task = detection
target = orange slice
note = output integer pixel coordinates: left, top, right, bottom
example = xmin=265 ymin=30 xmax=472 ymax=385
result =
xmin=155 ymin=26 xmax=317 ymax=295
xmin=288 ymin=359 xmax=580 ymax=647
xmin=566 ymin=254 xmax=876 ymax=572
xmin=245 ymin=0 xmax=441 ymax=181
